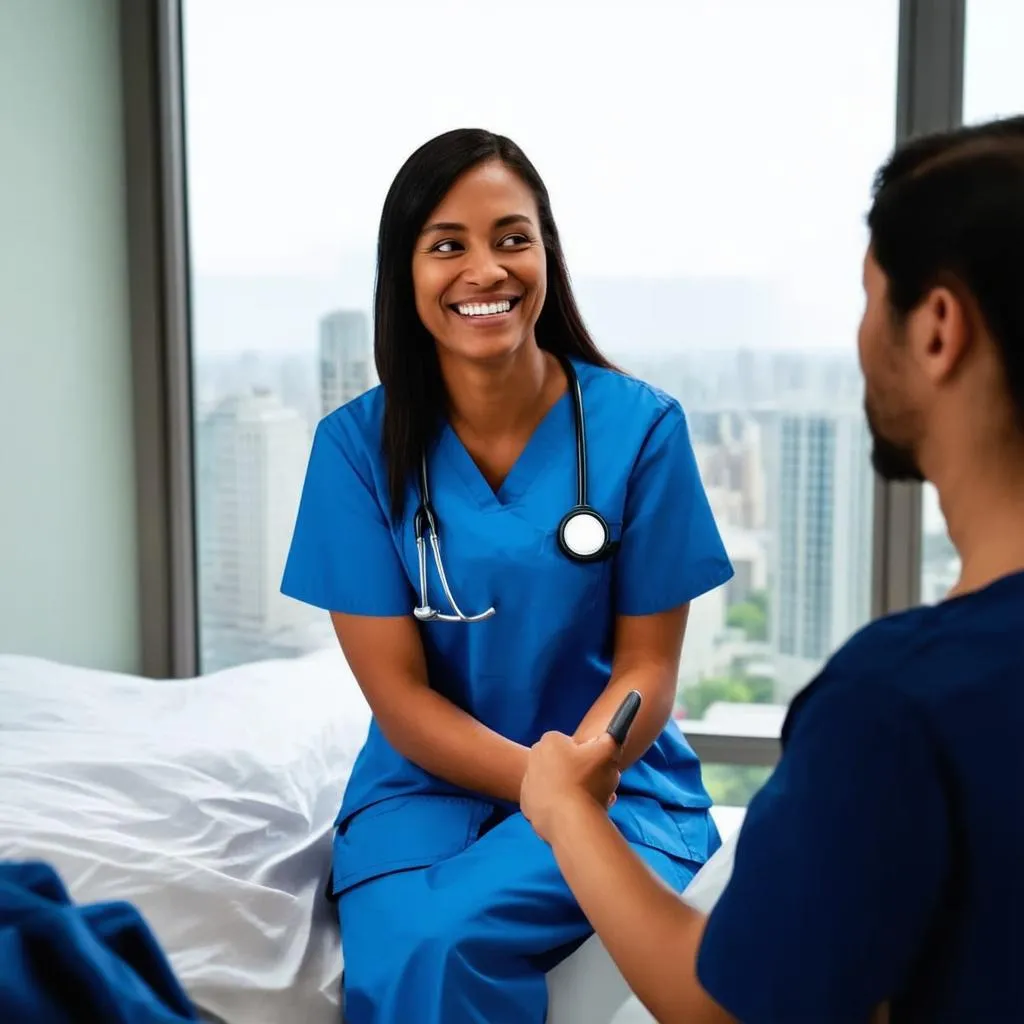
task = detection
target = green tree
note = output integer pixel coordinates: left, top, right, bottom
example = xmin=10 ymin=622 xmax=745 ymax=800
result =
xmin=725 ymin=588 xmax=769 ymax=642
xmin=702 ymin=764 xmax=772 ymax=807
xmin=681 ymin=673 xmax=774 ymax=719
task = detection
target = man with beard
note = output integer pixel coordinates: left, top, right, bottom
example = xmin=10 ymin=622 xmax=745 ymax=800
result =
xmin=519 ymin=114 xmax=1024 ymax=1024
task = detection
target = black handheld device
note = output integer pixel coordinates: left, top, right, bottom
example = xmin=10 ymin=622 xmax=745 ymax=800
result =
xmin=605 ymin=690 xmax=642 ymax=746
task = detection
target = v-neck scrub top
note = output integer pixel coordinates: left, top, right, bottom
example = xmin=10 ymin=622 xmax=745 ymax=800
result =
xmin=281 ymin=358 xmax=734 ymax=888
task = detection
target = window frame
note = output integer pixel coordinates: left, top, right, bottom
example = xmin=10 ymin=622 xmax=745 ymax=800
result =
xmin=120 ymin=0 xmax=966 ymax=768
xmin=120 ymin=0 xmax=197 ymax=678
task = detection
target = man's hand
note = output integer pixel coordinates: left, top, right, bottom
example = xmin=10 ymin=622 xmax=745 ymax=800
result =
xmin=520 ymin=731 xmax=621 ymax=844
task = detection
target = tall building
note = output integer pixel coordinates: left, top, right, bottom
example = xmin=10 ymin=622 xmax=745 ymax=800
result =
xmin=692 ymin=411 xmax=766 ymax=531
xmin=769 ymin=410 xmax=873 ymax=700
xmin=196 ymin=389 xmax=322 ymax=672
xmin=278 ymin=353 xmax=319 ymax=433
xmin=319 ymin=309 xmax=371 ymax=416
xmin=677 ymin=583 xmax=728 ymax=687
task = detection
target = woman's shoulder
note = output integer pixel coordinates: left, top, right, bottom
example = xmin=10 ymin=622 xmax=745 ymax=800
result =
xmin=317 ymin=384 xmax=386 ymax=456
xmin=575 ymin=359 xmax=685 ymax=429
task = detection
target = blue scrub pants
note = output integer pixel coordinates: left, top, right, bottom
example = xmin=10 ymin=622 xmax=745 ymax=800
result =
xmin=338 ymin=810 xmax=696 ymax=1024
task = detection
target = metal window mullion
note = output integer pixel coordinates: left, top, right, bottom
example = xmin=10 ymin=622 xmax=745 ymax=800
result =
xmin=120 ymin=0 xmax=197 ymax=678
xmin=872 ymin=0 xmax=965 ymax=621
xmin=684 ymin=732 xmax=782 ymax=769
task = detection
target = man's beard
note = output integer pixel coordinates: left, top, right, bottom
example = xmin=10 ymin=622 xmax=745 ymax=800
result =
xmin=865 ymin=400 xmax=925 ymax=482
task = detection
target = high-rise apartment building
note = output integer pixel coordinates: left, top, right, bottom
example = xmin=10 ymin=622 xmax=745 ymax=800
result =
xmin=319 ymin=309 xmax=372 ymax=416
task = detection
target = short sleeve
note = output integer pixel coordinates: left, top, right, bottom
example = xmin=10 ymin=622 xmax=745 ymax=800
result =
xmin=280 ymin=416 xmax=413 ymax=616
xmin=697 ymin=670 xmax=950 ymax=1024
xmin=615 ymin=405 xmax=733 ymax=615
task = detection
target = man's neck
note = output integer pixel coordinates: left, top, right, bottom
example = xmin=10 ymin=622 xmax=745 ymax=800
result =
xmin=932 ymin=445 xmax=1024 ymax=598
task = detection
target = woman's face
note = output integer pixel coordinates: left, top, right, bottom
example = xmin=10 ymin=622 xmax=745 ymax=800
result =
xmin=411 ymin=159 xmax=547 ymax=366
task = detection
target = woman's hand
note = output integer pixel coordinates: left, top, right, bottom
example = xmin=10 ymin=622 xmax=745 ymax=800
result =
xmin=520 ymin=732 xmax=620 ymax=844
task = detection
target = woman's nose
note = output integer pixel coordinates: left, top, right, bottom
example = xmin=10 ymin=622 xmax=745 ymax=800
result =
xmin=464 ymin=250 xmax=508 ymax=288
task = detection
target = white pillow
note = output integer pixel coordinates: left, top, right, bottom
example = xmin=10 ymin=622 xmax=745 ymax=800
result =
xmin=0 ymin=648 xmax=369 ymax=1024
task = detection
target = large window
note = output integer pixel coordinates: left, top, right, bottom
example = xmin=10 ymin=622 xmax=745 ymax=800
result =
xmin=182 ymin=0 xmax=899 ymax=800
xmin=920 ymin=0 xmax=1024 ymax=605
xmin=964 ymin=0 xmax=1024 ymax=120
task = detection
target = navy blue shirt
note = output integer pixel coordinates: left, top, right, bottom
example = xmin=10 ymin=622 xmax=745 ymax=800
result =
xmin=697 ymin=570 xmax=1024 ymax=1023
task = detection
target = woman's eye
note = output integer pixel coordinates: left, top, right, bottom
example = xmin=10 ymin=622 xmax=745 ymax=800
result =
xmin=498 ymin=233 xmax=530 ymax=248
xmin=431 ymin=239 xmax=463 ymax=254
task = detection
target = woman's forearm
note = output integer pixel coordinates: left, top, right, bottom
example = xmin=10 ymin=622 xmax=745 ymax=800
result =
xmin=330 ymin=613 xmax=529 ymax=804
xmin=573 ymin=606 xmax=688 ymax=769
xmin=573 ymin=665 xmax=676 ymax=771
xmin=377 ymin=684 xmax=529 ymax=804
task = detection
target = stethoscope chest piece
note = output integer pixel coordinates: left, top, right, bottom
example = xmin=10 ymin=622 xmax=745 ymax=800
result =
xmin=558 ymin=506 xmax=612 ymax=562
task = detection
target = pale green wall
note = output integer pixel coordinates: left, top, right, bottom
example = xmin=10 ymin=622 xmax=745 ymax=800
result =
xmin=0 ymin=0 xmax=140 ymax=671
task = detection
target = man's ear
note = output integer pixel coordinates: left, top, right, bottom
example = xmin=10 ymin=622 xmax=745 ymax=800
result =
xmin=910 ymin=283 xmax=972 ymax=386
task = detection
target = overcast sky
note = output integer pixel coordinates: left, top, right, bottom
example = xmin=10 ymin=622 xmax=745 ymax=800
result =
xmin=181 ymin=0 xmax=1020 ymax=353
xmin=180 ymin=1 xmax=1019 ymax=537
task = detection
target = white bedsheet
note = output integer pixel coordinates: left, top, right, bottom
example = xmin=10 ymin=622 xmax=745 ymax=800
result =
xmin=0 ymin=649 xmax=367 ymax=1024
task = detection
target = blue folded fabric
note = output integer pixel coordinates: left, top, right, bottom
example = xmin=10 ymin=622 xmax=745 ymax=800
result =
xmin=0 ymin=861 xmax=198 ymax=1023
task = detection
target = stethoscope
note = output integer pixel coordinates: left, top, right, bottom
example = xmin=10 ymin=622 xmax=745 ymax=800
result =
xmin=412 ymin=356 xmax=614 ymax=623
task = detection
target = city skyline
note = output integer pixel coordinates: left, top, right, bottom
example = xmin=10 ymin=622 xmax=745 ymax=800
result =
xmin=192 ymin=313 xmax=953 ymax=701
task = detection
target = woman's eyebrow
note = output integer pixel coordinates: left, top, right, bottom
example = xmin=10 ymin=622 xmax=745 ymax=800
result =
xmin=493 ymin=213 xmax=534 ymax=229
xmin=420 ymin=220 xmax=465 ymax=235
xmin=419 ymin=213 xmax=535 ymax=236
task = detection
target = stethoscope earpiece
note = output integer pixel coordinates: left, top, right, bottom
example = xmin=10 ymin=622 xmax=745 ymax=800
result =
xmin=413 ymin=356 xmax=610 ymax=623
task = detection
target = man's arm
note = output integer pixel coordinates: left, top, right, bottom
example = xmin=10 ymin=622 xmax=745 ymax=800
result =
xmin=547 ymin=788 xmax=734 ymax=1024
xmin=524 ymin=662 xmax=948 ymax=1024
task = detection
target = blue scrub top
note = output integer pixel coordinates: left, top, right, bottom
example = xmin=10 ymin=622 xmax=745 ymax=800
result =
xmin=698 ymin=570 xmax=1024 ymax=1023
xmin=282 ymin=358 xmax=733 ymax=846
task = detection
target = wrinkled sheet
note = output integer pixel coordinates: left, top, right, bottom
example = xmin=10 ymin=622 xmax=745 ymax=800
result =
xmin=0 ymin=649 xmax=370 ymax=1024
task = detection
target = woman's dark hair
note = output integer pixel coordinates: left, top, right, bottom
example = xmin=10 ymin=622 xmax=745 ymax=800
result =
xmin=373 ymin=128 xmax=614 ymax=520
xmin=867 ymin=115 xmax=1024 ymax=429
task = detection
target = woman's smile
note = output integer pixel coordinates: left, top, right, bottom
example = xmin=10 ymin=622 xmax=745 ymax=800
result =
xmin=448 ymin=295 xmax=523 ymax=326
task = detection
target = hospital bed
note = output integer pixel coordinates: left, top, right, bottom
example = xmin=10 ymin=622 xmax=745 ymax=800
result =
xmin=0 ymin=648 xmax=741 ymax=1024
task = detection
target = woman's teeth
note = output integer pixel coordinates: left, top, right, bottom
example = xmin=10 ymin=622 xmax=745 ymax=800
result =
xmin=456 ymin=300 xmax=512 ymax=317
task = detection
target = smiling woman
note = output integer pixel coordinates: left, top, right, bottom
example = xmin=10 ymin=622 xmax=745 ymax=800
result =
xmin=375 ymin=129 xmax=615 ymax=519
xmin=278 ymin=128 xmax=735 ymax=1024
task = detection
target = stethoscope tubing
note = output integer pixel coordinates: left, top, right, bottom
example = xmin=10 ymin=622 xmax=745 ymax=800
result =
xmin=413 ymin=355 xmax=609 ymax=622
